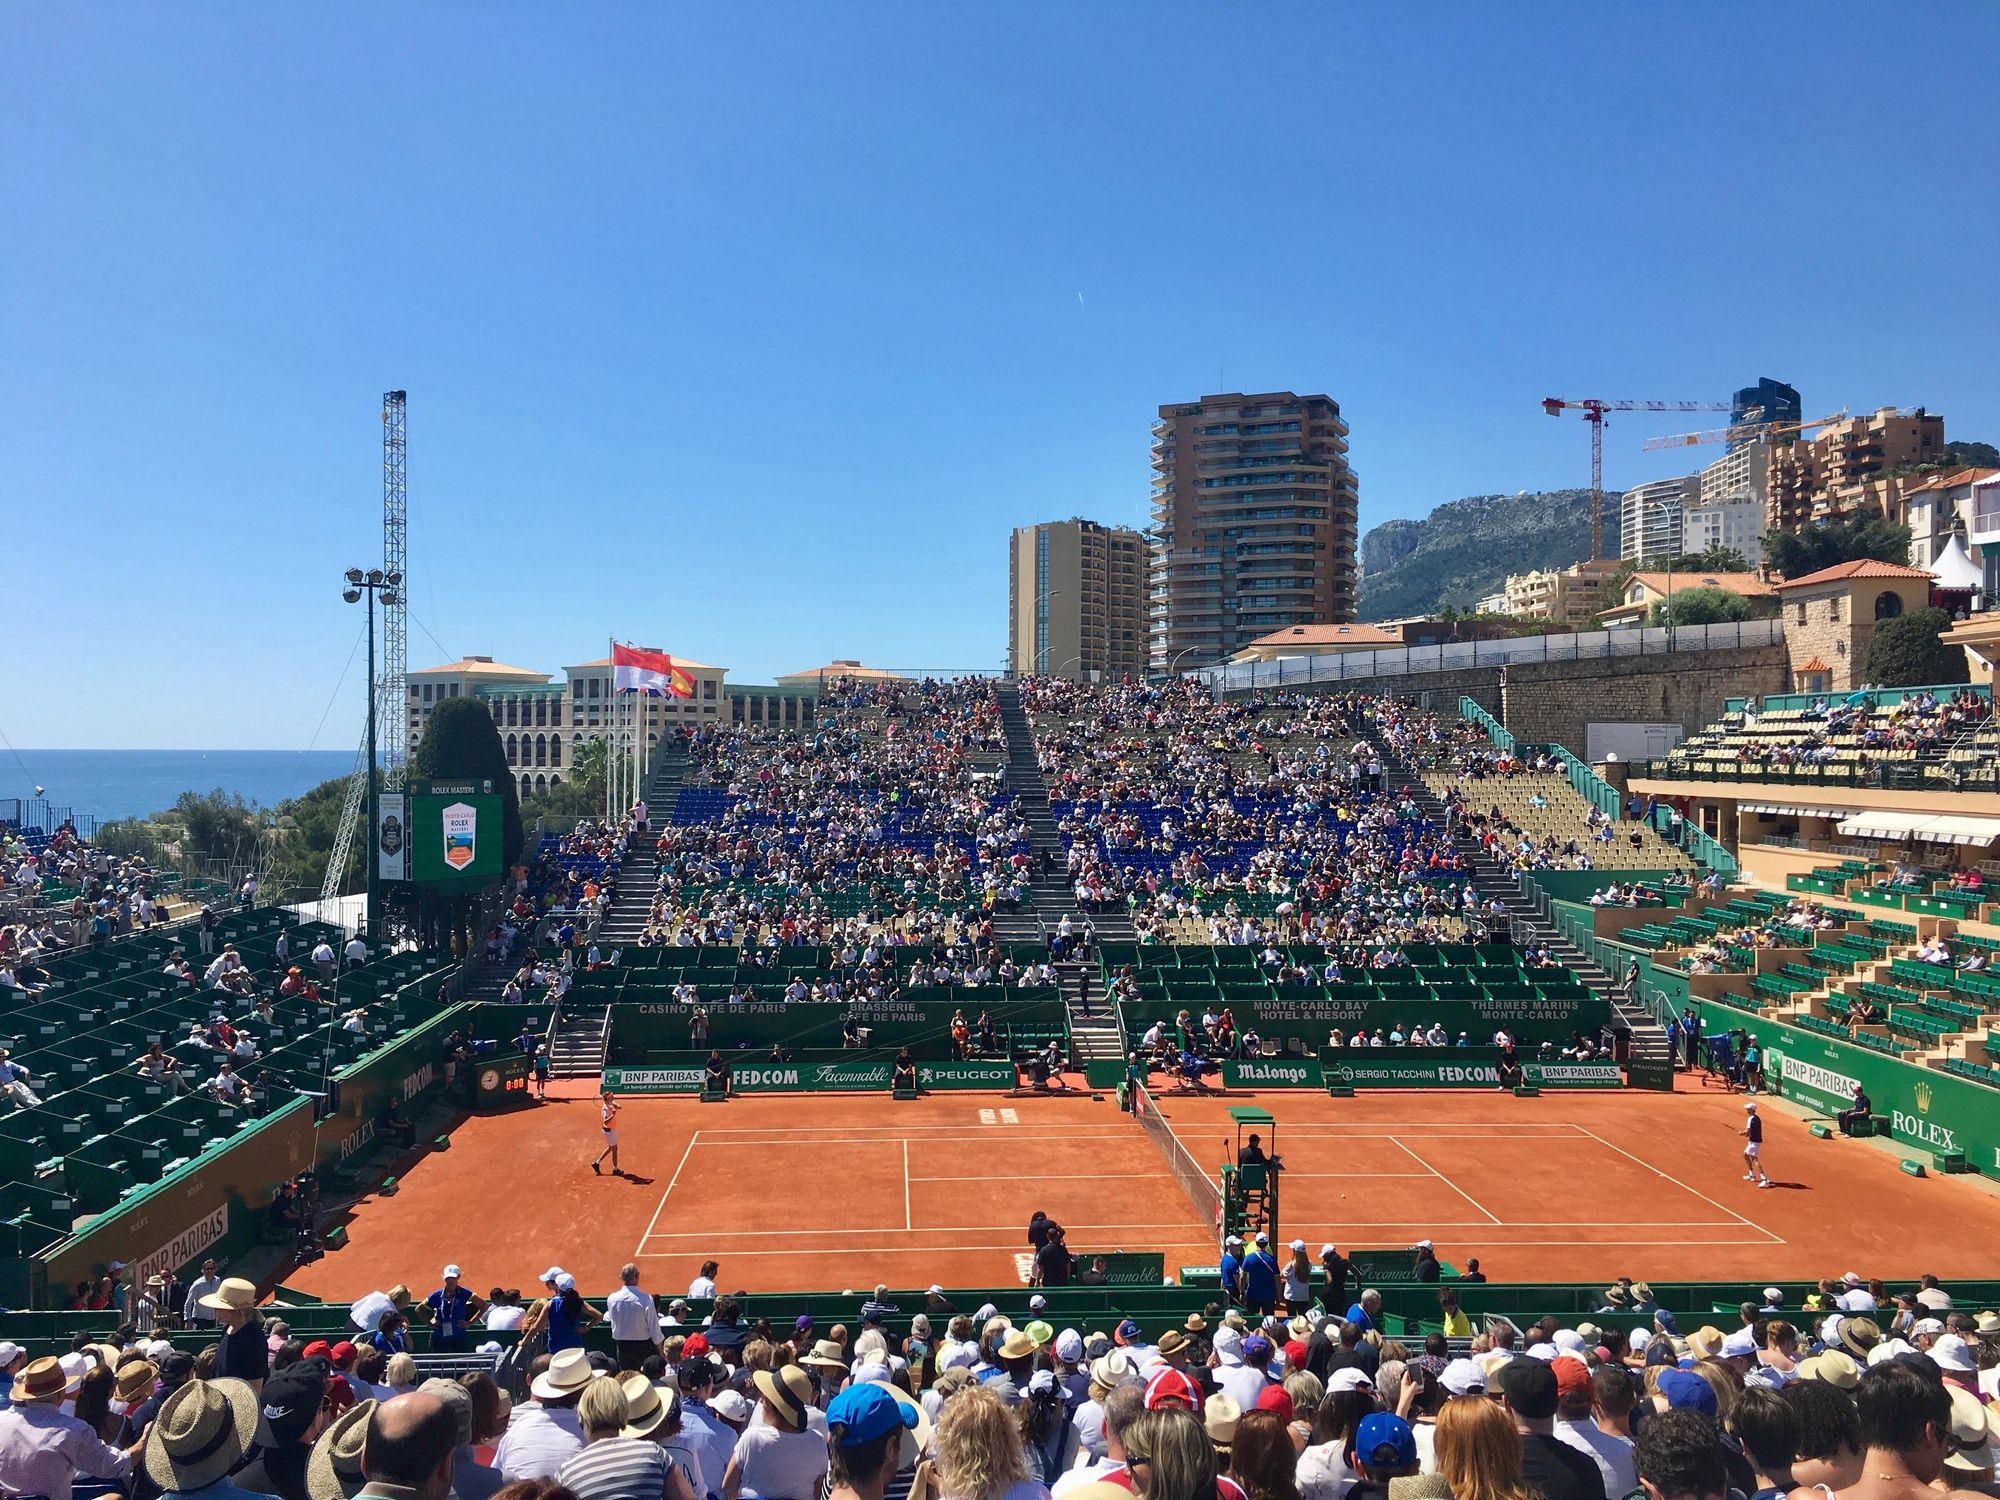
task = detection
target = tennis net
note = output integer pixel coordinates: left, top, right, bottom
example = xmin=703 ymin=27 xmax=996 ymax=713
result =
xmin=1133 ymin=1082 xmax=1221 ymax=1236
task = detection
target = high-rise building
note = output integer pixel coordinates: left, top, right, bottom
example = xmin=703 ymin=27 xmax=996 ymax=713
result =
xmin=1008 ymin=519 xmax=1148 ymax=680
xmin=1148 ymin=392 xmax=1358 ymax=670
xmin=1732 ymin=377 xmax=1800 ymax=450
xmin=1620 ymin=476 xmax=1699 ymax=563
xmin=1765 ymin=407 xmax=1946 ymax=530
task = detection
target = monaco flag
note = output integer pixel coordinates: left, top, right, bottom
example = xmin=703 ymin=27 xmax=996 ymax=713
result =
xmin=611 ymin=642 xmax=693 ymax=698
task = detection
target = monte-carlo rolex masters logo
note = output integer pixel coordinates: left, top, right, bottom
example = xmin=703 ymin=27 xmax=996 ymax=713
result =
xmin=441 ymin=801 xmax=477 ymax=870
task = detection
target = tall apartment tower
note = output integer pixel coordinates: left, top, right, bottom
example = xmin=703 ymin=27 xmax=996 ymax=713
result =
xmin=1148 ymin=391 xmax=1358 ymax=669
xmin=1008 ymin=519 xmax=1149 ymax=680
xmin=1765 ymin=407 xmax=1946 ymax=530
xmin=1732 ymin=377 xmax=1801 ymax=450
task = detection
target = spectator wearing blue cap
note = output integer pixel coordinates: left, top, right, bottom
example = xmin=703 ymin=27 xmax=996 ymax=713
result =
xmin=1348 ymin=1412 xmax=1420 ymax=1500
xmin=827 ymin=1383 xmax=919 ymax=1500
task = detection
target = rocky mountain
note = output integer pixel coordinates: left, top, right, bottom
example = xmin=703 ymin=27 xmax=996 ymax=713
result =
xmin=1356 ymin=488 xmax=1599 ymax=620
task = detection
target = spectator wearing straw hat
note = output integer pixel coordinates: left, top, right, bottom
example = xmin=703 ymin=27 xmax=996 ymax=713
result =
xmin=556 ymin=1372 xmax=693 ymax=1500
xmin=140 ymin=1376 xmax=263 ymax=1500
xmin=203 ymin=1278 xmax=270 ymax=1391
xmin=0 ymin=1355 xmax=146 ymax=1500
xmin=494 ymin=1349 xmax=591 ymax=1480
xmin=726 ymin=1364 xmax=827 ymax=1500
xmin=303 ymin=1395 xmax=374 ymax=1500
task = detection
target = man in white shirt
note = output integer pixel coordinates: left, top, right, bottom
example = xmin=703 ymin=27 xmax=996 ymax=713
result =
xmin=605 ymin=1263 xmax=660 ymax=1371
xmin=184 ymin=1259 xmax=223 ymax=1330
xmin=688 ymin=1261 xmax=719 ymax=1300
xmin=1552 ymin=1357 xmax=1635 ymax=1498
xmin=344 ymin=936 xmax=369 ymax=971
xmin=312 ymin=941 xmax=337 ymax=981
xmin=494 ymin=1350 xmax=588 ymax=1480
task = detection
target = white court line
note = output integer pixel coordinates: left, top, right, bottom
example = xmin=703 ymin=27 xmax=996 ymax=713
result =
xmin=909 ymin=1173 xmax=1170 ymax=1182
xmin=636 ymin=1236 xmax=1772 ymax=1259
xmin=636 ymin=1131 xmax=703 ymax=1255
xmin=640 ymin=1222 xmax=1201 ymax=1241
xmin=902 ymin=1139 xmax=912 ymax=1231
xmin=1276 ymin=1173 xmax=1434 ymax=1179
xmin=1389 ymin=1138 xmax=1502 ymax=1224
xmin=689 ymin=1124 xmax=1140 ymax=1135
xmin=683 ymin=1133 xmax=1149 ymax=1146
xmin=1570 ymin=1124 xmax=1786 ymax=1244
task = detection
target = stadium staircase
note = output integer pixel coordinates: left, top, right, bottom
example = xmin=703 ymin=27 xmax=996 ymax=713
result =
xmin=547 ymin=1004 xmax=611 ymax=1078
xmin=1383 ymin=752 xmax=1675 ymax=1068
xmin=596 ymin=736 xmax=689 ymax=950
xmin=995 ymin=679 xmax=1133 ymax=1070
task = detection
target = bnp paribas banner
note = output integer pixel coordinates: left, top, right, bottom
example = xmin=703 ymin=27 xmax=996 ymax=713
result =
xmin=1220 ymin=1059 xmax=1326 ymax=1089
xmin=602 ymin=1060 xmax=1017 ymax=1094
xmin=1702 ymin=1002 xmax=1995 ymax=1168
xmin=1327 ymin=1058 xmax=1623 ymax=1089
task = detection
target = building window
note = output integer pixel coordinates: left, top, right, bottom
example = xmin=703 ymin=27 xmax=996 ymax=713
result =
xmin=702 ymin=679 xmax=716 ymax=700
xmin=423 ymin=683 xmax=434 ymax=702
xmin=1874 ymin=590 xmax=1904 ymax=620
xmin=1796 ymin=602 xmax=1807 ymax=623
xmin=550 ymin=737 xmax=563 ymax=767
xmin=506 ymin=734 xmax=517 ymax=763
xmin=1829 ymin=597 xmax=1842 ymax=623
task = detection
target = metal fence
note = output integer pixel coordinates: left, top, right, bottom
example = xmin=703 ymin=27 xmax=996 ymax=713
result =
xmin=0 ymin=798 xmax=100 ymax=841
xmin=1193 ymin=618 xmax=1785 ymax=695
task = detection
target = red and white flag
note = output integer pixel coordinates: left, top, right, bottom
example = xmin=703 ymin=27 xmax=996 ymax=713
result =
xmin=611 ymin=642 xmax=692 ymax=697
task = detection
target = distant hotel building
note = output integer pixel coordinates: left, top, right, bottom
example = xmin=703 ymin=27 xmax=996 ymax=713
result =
xmin=408 ymin=653 xmax=725 ymax=797
xmin=1148 ymin=391 xmax=1358 ymax=670
xmin=1008 ymin=519 xmax=1148 ymax=680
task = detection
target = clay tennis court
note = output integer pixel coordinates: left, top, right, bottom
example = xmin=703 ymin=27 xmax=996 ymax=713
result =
xmin=281 ymin=1077 xmax=2000 ymax=1300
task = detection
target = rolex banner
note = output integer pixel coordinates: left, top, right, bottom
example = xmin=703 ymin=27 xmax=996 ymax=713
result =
xmin=409 ymin=782 xmax=503 ymax=884
xmin=375 ymin=792 xmax=408 ymax=883
xmin=1700 ymin=1001 xmax=1996 ymax=1169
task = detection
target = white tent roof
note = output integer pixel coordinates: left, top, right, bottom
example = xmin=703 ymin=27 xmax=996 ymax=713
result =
xmin=1930 ymin=533 xmax=1983 ymax=592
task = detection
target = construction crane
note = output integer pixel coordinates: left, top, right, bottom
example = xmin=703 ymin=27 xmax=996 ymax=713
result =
xmin=1541 ymin=397 xmax=1742 ymax=560
xmin=320 ymin=391 xmax=410 ymax=920
xmin=378 ymin=392 xmax=409 ymax=791
xmin=1641 ymin=410 xmax=1850 ymax=452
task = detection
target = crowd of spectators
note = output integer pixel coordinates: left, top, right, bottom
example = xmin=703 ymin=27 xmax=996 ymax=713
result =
xmin=1022 ymin=684 xmax=1479 ymax=951
xmin=638 ymin=678 xmax=1030 ymax=952
xmin=11 ymin=1261 xmax=1999 ymax=1500
xmin=2 ymin=818 xmax=189 ymax=966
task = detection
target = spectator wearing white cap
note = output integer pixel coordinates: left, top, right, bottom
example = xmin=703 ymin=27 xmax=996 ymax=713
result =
xmin=1282 ymin=1243 xmax=1314 ymax=1312
xmin=423 ymin=1265 xmax=484 ymax=1354
xmin=1410 ymin=1242 xmax=1440 ymax=1284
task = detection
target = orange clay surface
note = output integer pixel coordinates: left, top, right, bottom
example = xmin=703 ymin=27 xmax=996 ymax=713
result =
xmin=282 ymin=1075 xmax=2000 ymax=1299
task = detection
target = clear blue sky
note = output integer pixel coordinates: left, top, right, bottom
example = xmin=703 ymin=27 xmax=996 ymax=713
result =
xmin=5 ymin=3 xmax=1996 ymax=749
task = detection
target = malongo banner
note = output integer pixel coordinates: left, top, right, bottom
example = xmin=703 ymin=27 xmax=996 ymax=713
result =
xmin=1700 ymin=1001 xmax=1998 ymax=1168
xmin=1220 ymin=1058 xmax=1326 ymax=1089
xmin=1326 ymin=1058 xmax=1623 ymax=1089
xmin=602 ymin=1059 xmax=1017 ymax=1094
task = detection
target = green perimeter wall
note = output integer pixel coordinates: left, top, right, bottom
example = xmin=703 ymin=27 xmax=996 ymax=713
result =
xmin=34 ymin=1002 xmax=470 ymax=1307
xmin=1697 ymin=1002 xmax=1999 ymax=1172
xmin=607 ymin=994 xmax=1066 ymax=1061
xmin=1121 ymin=995 xmax=1608 ymax=1046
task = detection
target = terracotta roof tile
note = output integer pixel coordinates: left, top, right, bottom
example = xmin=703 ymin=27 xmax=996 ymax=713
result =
xmin=1775 ymin=559 xmax=1936 ymax=590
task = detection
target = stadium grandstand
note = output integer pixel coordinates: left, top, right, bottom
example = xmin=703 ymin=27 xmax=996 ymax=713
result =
xmin=8 ymin=679 xmax=2000 ymax=1500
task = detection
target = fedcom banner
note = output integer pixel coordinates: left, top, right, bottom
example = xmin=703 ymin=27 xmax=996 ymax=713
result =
xmin=1327 ymin=1059 xmax=1623 ymax=1089
xmin=603 ymin=1060 xmax=1017 ymax=1094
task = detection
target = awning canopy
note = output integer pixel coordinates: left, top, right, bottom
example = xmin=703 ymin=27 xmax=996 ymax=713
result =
xmin=1835 ymin=811 xmax=2000 ymax=846
xmin=1837 ymin=811 xmax=1932 ymax=840
xmin=1742 ymin=803 xmax=1834 ymax=818
xmin=1915 ymin=815 xmax=2000 ymax=847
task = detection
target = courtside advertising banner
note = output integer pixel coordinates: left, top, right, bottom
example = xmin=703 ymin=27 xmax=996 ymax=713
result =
xmin=376 ymin=792 xmax=408 ymax=883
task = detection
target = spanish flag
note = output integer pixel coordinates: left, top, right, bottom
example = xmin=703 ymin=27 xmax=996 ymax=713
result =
xmin=611 ymin=642 xmax=694 ymax=698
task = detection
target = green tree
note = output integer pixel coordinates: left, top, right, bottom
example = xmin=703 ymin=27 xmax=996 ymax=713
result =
xmin=521 ymin=735 xmax=609 ymax=827
xmin=170 ymin=789 xmax=262 ymax=868
xmin=1764 ymin=515 xmax=1912 ymax=578
xmin=261 ymin=775 xmax=364 ymax=899
xmin=95 ymin=817 xmax=168 ymax=864
xmin=1669 ymin=545 xmax=1750 ymax=573
xmin=1650 ymin=586 xmax=1755 ymax=626
xmin=409 ymin=698 xmax=524 ymax=871
xmin=1862 ymin=607 xmax=1970 ymax=688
